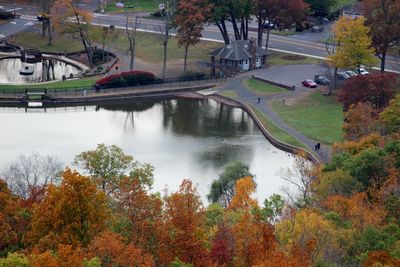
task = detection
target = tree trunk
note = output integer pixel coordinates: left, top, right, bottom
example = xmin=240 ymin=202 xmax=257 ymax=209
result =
xmin=183 ymin=44 xmax=189 ymax=73
xmin=265 ymin=27 xmax=271 ymax=50
xmin=162 ymin=40 xmax=168 ymax=79
xmin=47 ymin=21 xmax=53 ymax=46
xmin=42 ymin=21 xmax=46 ymax=37
xmin=220 ymin=20 xmax=230 ymax=44
xmin=216 ymin=22 xmax=230 ymax=44
xmin=230 ymin=14 xmax=240 ymax=40
xmin=244 ymin=17 xmax=248 ymax=40
xmin=129 ymin=41 xmax=135 ymax=71
xmin=257 ymin=19 xmax=263 ymax=47
xmin=380 ymin=50 xmax=386 ymax=72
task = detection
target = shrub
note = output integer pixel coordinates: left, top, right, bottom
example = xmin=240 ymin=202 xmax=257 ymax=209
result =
xmin=179 ymin=71 xmax=206 ymax=81
xmin=0 ymin=11 xmax=15 ymax=20
xmin=95 ymin=71 xmax=160 ymax=88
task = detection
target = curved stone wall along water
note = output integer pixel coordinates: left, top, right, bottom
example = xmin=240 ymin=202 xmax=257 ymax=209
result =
xmin=0 ymin=57 xmax=80 ymax=84
xmin=0 ymin=99 xmax=297 ymax=202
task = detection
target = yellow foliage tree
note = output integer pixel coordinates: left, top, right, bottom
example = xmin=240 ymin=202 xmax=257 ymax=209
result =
xmin=328 ymin=16 xmax=377 ymax=72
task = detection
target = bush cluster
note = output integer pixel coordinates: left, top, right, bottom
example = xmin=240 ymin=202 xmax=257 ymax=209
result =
xmin=95 ymin=71 xmax=160 ymax=88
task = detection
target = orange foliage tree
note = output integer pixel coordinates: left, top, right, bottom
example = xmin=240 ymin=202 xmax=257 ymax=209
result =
xmin=87 ymin=231 xmax=153 ymax=267
xmin=26 ymin=169 xmax=110 ymax=251
xmin=116 ymin=176 xmax=163 ymax=260
xmin=159 ymin=179 xmax=210 ymax=266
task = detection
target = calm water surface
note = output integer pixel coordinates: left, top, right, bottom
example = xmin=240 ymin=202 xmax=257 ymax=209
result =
xmin=0 ymin=58 xmax=80 ymax=84
xmin=0 ymin=99 xmax=295 ymax=202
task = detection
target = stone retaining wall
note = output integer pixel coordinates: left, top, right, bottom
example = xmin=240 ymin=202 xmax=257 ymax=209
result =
xmin=251 ymin=75 xmax=295 ymax=90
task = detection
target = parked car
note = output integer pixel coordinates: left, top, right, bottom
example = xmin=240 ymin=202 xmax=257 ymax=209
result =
xmin=302 ymin=79 xmax=317 ymax=88
xmin=311 ymin=25 xmax=323 ymax=32
xmin=345 ymin=70 xmax=358 ymax=77
xmin=358 ymin=68 xmax=369 ymax=75
xmin=337 ymin=72 xmax=350 ymax=80
xmin=315 ymin=76 xmax=330 ymax=85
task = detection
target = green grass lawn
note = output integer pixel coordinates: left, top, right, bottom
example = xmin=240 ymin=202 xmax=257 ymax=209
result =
xmin=268 ymin=52 xmax=322 ymax=66
xmin=251 ymin=106 xmax=310 ymax=151
xmin=11 ymin=26 xmax=220 ymax=64
xmin=10 ymin=32 xmax=84 ymax=53
xmin=270 ymin=91 xmax=344 ymax=145
xmin=244 ymin=78 xmax=287 ymax=95
xmin=0 ymin=77 xmax=98 ymax=91
xmin=105 ymin=0 xmax=158 ymax=12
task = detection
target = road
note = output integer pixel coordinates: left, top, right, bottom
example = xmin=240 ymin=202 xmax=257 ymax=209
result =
xmin=1 ymin=1 xmax=399 ymax=72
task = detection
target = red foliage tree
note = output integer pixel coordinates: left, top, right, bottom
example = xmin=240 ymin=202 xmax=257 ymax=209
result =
xmin=339 ymin=72 xmax=397 ymax=110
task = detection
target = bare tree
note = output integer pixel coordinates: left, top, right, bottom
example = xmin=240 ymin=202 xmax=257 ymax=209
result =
xmin=319 ymin=61 xmax=336 ymax=95
xmin=39 ymin=0 xmax=54 ymax=46
xmin=158 ymin=0 xmax=176 ymax=79
xmin=281 ymin=151 xmax=315 ymax=208
xmin=325 ymin=34 xmax=339 ymax=94
xmin=126 ymin=13 xmax=140 ymax=71
xmin=2 ymin=152 xmax=63 ymax=199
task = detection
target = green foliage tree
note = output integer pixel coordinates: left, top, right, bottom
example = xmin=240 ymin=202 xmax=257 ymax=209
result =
xmin=0 ymin=252 xmax=29 ymax=267
xmin=261 ymin=194 xmax=285 ymax=223
xmin=207 ymin=161 xmax=253 ymax=207
xmin=305 ymin=0 xmax=336 ymax=16
xmin=381 ymin=96 xmax=400 ymax=134
xmin=74 ymin=144 xmax=154 ymax=195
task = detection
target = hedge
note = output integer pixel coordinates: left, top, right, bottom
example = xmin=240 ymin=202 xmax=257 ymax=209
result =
xmin=95 ymin=71 xmax=160 ymax=88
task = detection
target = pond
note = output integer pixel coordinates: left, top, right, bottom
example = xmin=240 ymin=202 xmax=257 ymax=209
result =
xmin=0 ymin=98 xmax=296 ymax=203
xmin=0 ymin=57 xmax=81 ymax=84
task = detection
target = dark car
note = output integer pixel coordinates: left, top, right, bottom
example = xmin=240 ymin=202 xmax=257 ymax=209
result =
xmin=302 ymin=79 xmax=317 ymax=88
xmin=337 ymin=72 xmax=350 ymax=80
xmin=315 ymin=76 xmax=330 ymax=85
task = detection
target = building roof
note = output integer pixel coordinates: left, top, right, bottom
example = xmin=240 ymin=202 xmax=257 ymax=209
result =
xmin=342 ymin=2 xmax=364 ymax=15
xmin=209 ymin=40 xmax=267 ymax=61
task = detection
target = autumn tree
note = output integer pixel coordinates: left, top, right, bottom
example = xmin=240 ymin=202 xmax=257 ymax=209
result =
xmin=26 ymin=169 xmax=110 ymax=251
xmin=53 ymin=0 xmax=95 ymax=66
xmin=87 ymin=231 xmax=153 ymax=267
xmin=380 ymin=95 xmax=400 ymax=134
xmin=115 ymin=176 xmax=163 ymax=260
xmin=207 ymin=161 xmax=253 ymax=208
xmin=174 ymin=0 xmax=210 ymax=73
xmin=159 ymin=180 xmax=209 ymax=266
xmin=328 ymin=16 xmax=377 ymax=73
xmin=339 ymin=72 xmax=397 ymax=110
xmin=0 ymin=252 xmax=29 ymax=267
xmin=364 ymin=0 xmax=400 ymax=72
xmin=343 ymin=102 xmax=379 ymax=141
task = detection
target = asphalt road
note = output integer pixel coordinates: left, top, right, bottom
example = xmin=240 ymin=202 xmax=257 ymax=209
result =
xmin=1 ymin=1 xmax=399 ymax=72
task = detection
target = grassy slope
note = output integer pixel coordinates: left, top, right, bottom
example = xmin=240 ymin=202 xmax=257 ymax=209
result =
xmin=244 ymin=78 xmax=287 ymax=95
xmin=270 ymin=92 xmax=344 ymax=145
xmin=251 ymin=106 xmax=310 ymax=151
xmin=11 ymin=27 xmax=220 ymax=64
xmin=0 ymin=77 xmax=98 ymax=90
xmin=105 ymin=0 xmax=158 ymax=12
xmin=268 ymin=52 xmax=322 ymax=66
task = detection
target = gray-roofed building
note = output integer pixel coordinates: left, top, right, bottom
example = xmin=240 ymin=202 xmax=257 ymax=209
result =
xmin=341 ymin=2 xmax=364 ymax=19
xmin=209 ymin=39 xmax=267 ymax=76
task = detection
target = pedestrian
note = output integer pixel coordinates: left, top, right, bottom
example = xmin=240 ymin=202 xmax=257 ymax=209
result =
xmin=282 ymin=97 xmax=286 ymax=104
xmin=317 ymin=142 xmax=321 ymax=150
xmin=83 ymin=89 xmax=87 ymax=97
xmin=257 ymin=97 xmax=260 ymax=103
xmin=315 ymin=144 xmax=318 ymax=151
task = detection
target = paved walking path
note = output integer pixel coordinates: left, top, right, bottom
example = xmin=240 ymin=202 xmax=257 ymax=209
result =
xmin=215 ymin=75 xmax=331 ymax=163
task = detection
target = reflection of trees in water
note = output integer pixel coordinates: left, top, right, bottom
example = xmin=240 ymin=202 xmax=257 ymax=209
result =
xmin=195 ymin=143 xmax=253 ymax=168
xmin=96 ymin=100 xmax=156 ymax=129
xmin=162 ymin=99 xmax=253 ymax=137
xmin=41 ymin=59 xmax=56 ymax=82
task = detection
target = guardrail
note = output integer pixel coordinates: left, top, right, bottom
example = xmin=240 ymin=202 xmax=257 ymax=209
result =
xmin=0 ymin=76 xmax=226 ymax=98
